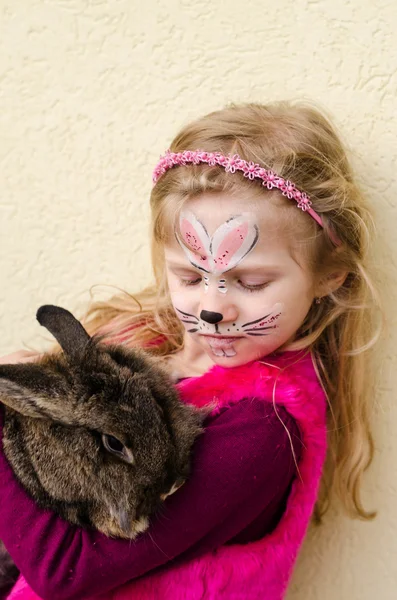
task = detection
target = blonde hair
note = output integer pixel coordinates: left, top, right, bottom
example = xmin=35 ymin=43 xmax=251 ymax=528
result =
xmin=84 ymin=102 xmax=381 ymax=520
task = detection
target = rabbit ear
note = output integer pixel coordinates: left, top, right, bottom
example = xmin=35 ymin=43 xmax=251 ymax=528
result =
xmin=176 ymin=211 xmax=211 ymax=272
xmin=0 ymin=363 xmax=71 ymax=421
xmin=210 ymin=215 xmax=259 ymax=275
xmin=37 ymin=305 xmax=91 ymax=360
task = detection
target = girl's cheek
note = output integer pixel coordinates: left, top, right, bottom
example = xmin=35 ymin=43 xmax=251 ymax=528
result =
xmin=170 ymin=290 xmax=198 ymax=316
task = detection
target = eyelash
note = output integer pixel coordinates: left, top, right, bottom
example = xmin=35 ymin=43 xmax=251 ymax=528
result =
xmin=179 ymin=277 xmax=269 ymax=293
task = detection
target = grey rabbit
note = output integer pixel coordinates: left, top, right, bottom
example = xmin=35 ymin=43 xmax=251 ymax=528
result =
xmin=0 ymin=305 xmax=208 ymax=595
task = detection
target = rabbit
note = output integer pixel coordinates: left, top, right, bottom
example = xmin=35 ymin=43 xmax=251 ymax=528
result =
xmin=0 ymin=305 xmax=208 ymax=593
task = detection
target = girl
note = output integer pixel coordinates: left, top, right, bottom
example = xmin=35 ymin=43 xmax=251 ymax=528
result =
xmin=0 ymin=102 xmax=379 ymax=600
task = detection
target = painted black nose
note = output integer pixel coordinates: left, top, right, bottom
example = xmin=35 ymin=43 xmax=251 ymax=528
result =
xmin=200 ymin=310 xmax=223 ymax=324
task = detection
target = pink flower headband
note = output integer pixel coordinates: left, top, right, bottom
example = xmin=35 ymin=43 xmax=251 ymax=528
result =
xmin=153 ymin=149 xmax=339 ymax=245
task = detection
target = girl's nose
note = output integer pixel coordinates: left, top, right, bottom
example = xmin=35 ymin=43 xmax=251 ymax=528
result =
xmin=200 ymin=310 xmax=223 ymax=324
xmin=199 ymin=287 xmax=239 ymax=324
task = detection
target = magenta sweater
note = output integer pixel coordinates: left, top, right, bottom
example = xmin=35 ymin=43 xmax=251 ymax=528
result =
xmin=0 ymin=356 xmax=302 ymax=600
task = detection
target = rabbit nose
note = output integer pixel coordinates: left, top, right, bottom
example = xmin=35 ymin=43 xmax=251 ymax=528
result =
xmin=200 ymin=310 xmax=223 ymax=324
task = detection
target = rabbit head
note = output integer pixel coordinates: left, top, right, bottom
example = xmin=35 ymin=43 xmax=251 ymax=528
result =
xmin=0 ymin=306 xmax=207 ymax=539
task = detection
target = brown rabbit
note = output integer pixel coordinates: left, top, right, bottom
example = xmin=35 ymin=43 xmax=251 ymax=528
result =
xmin=0 ymin=305 xmax=207 ymax=595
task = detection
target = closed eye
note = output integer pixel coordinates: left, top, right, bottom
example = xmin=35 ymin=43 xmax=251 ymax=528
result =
xmin=179 ymin=277 xmax=202 ymax=287
xmin=237 ymin=280 xmax=270 ymax=293
xmin=178 ymin=277 xmax=270 ymax=291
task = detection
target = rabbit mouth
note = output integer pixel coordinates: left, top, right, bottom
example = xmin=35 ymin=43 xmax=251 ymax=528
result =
xmin=108 ymin=513 xmax=149 ymax=539
xmin=105 ymin=502 xmax=150 ymax=539
xmin=131 ymin=516 xmax=150 ymax=537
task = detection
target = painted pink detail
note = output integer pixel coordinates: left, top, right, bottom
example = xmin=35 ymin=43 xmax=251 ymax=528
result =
xmin=180 ymin=216 xmax=211 ymax=271
xmin=10 ymin=352 xmax=327 ymax=600
xmin=213 ymin=221 xmax=248 ymax=270
xmin=177 ymin=211 xmax=259 ymax=277
xmin=210 ymin=214 xmax=258 ymax=276
xmin=250 ymin=312 xmax=282 ymax=330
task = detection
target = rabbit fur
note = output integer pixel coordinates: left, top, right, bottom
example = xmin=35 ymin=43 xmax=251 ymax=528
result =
xmin=0 ymin=305 xmax=207 ymax=592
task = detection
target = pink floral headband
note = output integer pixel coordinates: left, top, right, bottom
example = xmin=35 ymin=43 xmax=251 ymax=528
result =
xmin=153 ymin=149 xmax=339 ymax=245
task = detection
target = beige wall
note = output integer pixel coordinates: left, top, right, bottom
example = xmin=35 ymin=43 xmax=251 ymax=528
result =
xmin=1 ymin=0 xmax=396 ymax=597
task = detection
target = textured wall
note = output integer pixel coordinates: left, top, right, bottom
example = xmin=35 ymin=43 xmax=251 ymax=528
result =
xmin=1 ymin=0 xmax=396 ymax=598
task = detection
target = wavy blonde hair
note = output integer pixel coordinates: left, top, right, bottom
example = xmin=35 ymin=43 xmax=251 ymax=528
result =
xmin=83 ymin=102 xmax=381 ymax=520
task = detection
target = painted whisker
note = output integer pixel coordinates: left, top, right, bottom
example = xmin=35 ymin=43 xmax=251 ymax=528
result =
xmin=244 ymin=325 xmax=278 ymax=333
xmin=242 ymin=313 xmax=272 ymax=328
xmin=246 ymin=332 xmax=273 ymax=336
xmin=176 ymin=307 xmax=198 ymax=320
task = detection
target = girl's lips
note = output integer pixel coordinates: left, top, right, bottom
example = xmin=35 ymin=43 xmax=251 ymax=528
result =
xmin=201 ymin=335 xmax=241 ymax=349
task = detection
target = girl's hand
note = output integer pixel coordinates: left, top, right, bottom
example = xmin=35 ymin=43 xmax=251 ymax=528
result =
xmin=0 ymin=350 xmax=40 ymax=365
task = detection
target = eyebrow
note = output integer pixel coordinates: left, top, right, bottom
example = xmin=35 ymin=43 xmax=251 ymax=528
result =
xmin=166 ymin=262 xmax=201 ymax=271
xmin=166 ymin=261 xmax=282 ymax=274
xmin=230 ymin=264 xmax=282 ymax=274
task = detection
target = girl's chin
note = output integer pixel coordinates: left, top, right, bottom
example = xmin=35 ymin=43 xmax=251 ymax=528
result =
xmin=203 ymin=342 xmax=275 ymax=367
xmin=192 ymin=335 xmax=277 ymax=367
xmin=205 ymin=348 xmax=259 ymax=367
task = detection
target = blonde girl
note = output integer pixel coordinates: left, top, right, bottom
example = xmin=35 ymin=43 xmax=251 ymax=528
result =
xmin=0 ymin=101 xmax=379 ymax=600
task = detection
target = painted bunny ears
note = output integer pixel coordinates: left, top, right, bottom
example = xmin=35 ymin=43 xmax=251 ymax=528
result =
xmin=176 ymin=212 xmax=259 ymax=275
xmin=153 ymin=150 xmax=340 ymax=246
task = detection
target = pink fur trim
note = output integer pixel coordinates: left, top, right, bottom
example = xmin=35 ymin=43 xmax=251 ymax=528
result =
xmin=9 ymin=352 xmax=327 ymax=600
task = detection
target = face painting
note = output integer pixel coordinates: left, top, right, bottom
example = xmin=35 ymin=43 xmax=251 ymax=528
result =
xmin=176 ymin=210 xmax=259 ymax=294
xmin=175 ymin=303 xmax=283 ymax=357
xmin=164 ymin=192 xmax=317 ymax=367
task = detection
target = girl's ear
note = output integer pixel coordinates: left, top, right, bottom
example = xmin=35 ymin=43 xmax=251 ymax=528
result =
xmin=0 ymin=363 xmax=71 ymax=422
xmin=316 ymin=270 xmax=349 ymax=298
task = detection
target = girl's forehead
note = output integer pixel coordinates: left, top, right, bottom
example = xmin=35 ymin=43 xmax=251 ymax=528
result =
xmin=167 ymin=192 xmax=298 ymax=267
xmin=181 ymin=192 xmax=281 ymax=237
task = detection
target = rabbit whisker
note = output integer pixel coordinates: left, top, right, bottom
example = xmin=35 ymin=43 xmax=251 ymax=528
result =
xmin=148 ymin=530 xmax=172 ymax=559
xmin=156 ymin=504 xmax=171 ymax=523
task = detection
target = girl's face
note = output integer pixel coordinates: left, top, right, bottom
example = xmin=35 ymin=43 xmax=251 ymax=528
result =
xmin=164 ymin=192 xmax=318 ymax=368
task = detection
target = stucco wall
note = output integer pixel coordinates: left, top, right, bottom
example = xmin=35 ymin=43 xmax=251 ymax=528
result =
xmin=1 ymin=1 xmax=396 ymax=598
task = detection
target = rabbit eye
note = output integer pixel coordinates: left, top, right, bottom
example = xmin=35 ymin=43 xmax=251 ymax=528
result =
xmin=104 ymin=434 xmax=123 ymax=452
xmin=102 ymin=434 xmax=134 ymax=464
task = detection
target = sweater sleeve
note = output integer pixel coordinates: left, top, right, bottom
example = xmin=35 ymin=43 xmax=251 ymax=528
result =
xmin=0 ymin=399 xmax=302 ymax=600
